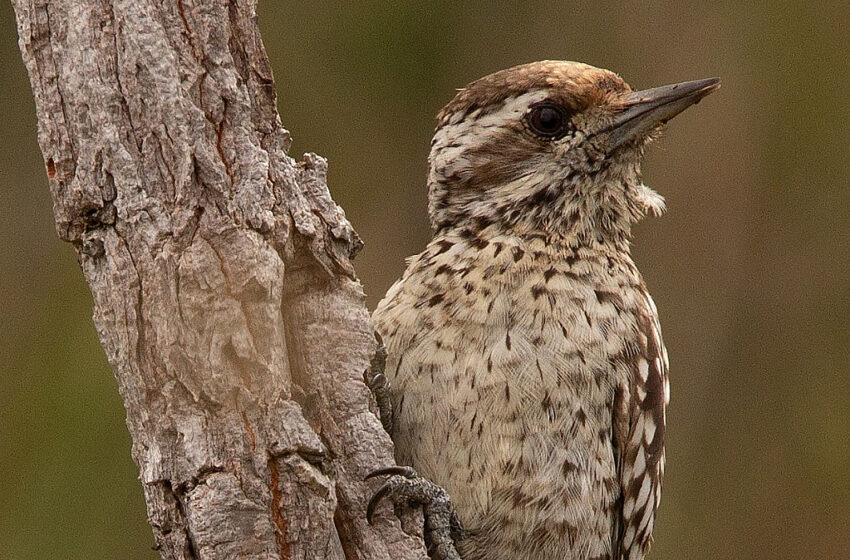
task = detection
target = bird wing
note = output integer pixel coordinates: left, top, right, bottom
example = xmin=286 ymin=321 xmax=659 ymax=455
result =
xmin=613 ymin=295 xmax=669 ymax=559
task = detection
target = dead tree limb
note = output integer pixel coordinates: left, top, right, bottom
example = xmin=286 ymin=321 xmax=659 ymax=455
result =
xmin=12 ymin=1 xmax=425 ymax=558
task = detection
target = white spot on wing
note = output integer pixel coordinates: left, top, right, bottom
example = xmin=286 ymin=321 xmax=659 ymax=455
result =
xmin=636 ymin=475 xmax=651 ymax=509
xmin=643 ymin=414 xmax=656 ymax=445
xmin=639 ymin=497 xmax=654 ymax=530
xmin=633 ymin=446 xmax=646 ymax=477
xmin=624 ymin=496 xmax=635 ymax=518
xmin=638 ymin=358 xmax=649 ymax=381
xmin=623 ymin=526 xmax=636 ymax=549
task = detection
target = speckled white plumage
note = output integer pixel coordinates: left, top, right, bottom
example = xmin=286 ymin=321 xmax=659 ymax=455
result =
xmin=374 ymin=228 xmax=668 ymax=560
xmin=371 ymin=60 xmax=694 ymax=560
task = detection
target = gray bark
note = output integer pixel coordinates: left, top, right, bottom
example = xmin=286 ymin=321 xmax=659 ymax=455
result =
xmin=12 ymin=1 xmax=426 ymax=558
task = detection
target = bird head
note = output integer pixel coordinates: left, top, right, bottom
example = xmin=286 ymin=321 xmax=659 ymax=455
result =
xmin=427 ymin=61 xmax=719 ymax=245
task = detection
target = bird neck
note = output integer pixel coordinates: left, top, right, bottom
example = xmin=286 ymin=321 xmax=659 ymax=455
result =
xmin=427 ymin=159 xmax=665 ymax=254
xmin=430 ymin=188 xmax=640 ymax=255
xmin=432 ymin=215 xmax=633 ymax=258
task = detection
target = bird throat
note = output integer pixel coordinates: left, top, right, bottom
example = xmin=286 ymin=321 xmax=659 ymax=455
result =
xmin=429 ymin=165 xmax=653 ymax=253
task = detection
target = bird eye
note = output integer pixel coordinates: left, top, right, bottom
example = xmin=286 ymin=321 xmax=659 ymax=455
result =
xmin=526 ymin=102 xmax=571 ymax=139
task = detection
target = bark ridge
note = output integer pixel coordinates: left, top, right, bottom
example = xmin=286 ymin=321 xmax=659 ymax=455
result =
xmin=12 ymin=1 xmax=426 ymax=558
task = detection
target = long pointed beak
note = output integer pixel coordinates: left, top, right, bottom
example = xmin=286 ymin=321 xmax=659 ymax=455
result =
xmin=600 ymin=77 xmax=721 ymax=151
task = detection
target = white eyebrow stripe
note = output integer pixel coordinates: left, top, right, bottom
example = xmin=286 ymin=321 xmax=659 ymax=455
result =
xmin=433 ymin=90 xmax=550 ymax=151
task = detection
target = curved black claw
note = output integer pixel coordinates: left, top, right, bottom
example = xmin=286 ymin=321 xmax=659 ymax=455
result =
xmin=366 ymin=466 xmax=418 ymax=522
xmin=366 ymin=482 xmax=392 ymax=524
xmin=365 ymin=466 xmax=463 ymax=560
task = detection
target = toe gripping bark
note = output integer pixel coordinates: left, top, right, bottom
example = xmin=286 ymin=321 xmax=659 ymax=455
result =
xmin=363 ymin=333 xmax=393 ymax=434
xmin=366 ymin=466 xmax=463 ymax=560
xmin=363 ymin=335 xmax=463 ymax=560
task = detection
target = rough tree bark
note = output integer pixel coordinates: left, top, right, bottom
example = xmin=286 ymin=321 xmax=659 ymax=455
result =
xmin=12 ymin=1 xmax=426 ymax=558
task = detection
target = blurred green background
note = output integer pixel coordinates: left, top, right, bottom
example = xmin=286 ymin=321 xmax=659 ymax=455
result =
xmin=2 ymin=1 xmax=848 ymax=558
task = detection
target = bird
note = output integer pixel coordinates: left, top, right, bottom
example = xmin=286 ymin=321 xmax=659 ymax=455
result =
xmin=365 ymin=60 xmax=719 ymax=560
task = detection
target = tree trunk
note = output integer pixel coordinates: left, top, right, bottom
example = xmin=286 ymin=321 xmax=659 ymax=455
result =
xmin=12 ymin=1 xmax=425 ymax=558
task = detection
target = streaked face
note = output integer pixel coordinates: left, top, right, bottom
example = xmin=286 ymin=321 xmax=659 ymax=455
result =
xmin=428 ymin=61 xmax=645 ymax=235
xmin=427 ymin=61 xmax=718 ymax=237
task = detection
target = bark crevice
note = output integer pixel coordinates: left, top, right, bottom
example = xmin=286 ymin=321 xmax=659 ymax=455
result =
xmin=12 ymin=0 xmax=426 ymax=558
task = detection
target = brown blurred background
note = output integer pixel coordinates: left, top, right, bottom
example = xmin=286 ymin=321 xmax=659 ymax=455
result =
xmin=2 ymin=1 xmax=848 ymax=558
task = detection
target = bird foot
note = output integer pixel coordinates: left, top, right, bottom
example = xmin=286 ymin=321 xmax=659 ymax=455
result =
xmin=363 ymin=333 xmax=393 ymax=434
xmin=366 ymin=466 xmax=463 ymax=560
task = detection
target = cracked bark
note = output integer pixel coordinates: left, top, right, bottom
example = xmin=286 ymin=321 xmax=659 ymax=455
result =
xmin=12 ymin=1 xmax=426 ymax=559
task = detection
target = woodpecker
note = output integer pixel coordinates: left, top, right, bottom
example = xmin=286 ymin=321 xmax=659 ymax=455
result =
xmin=366 ymin=61 xmax=719 ymax=560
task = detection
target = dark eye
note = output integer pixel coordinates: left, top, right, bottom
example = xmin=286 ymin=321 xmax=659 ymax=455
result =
xmin=526 ymin=102 xmax=571 ymax=139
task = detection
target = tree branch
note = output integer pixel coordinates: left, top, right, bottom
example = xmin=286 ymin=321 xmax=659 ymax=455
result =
xmin=12 ymin=1 xmax=425 ymax=558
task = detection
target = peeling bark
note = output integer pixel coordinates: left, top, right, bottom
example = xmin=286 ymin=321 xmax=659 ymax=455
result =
xmin=12 ymin=1 xmax=426 ymax=558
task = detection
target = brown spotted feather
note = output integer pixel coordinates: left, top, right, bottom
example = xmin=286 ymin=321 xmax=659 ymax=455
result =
xmin=373 ymin=60 xmax=715 ymax=560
